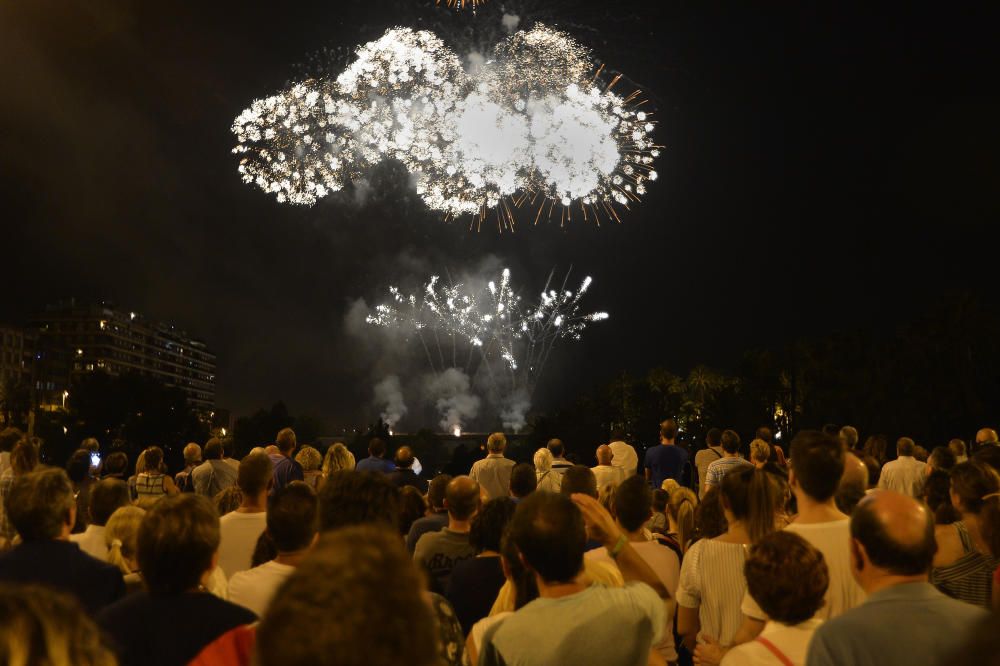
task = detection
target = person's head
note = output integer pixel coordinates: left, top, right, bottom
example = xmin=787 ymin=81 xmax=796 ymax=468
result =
xmin=426 ymin=474 xmax=452 ymax=511
xmin=705 ymin=428 xmax=722 ymax=447
xmin=393 ymin=446 xmax=415 ymax=469
xmin=659 ymin=419 xmax=678 ymax=443
xmin=719 ymin=467 xmax=781 ymax=543
xmin=79 ymin=437 xmax=99 ymax=453
xmin=863 ymin=435 xmax=888 ymax=464
xmin=264 ymin=444 xmax=280 ymax=456
xmin=745 ymin=531 xmax=829 ymax=625
xmin=510 ymin=491 xmax=585 ymax=584
xmin=821 ymin=424 xmax=840 ymax=437
xmin=789 ymin=430 xmax=845 ymax=502
xmin=142 ymin=446 xmax=164 ymax=474
xmin=927 ymin=446 xmax=957 ymax=473
xmin=612 ymin=475 xmax=652 ymax=533
xmin=101 ymin=451 xmax=128 ymax=478
xmin=487 ymin=432 xmax=507 ymax=454
xmin=913 ymin=445 xmax=929 ymax=463
xmin=368 ymin=437 xmax=386 ymax=458
xmin=276 ymin=427 xmax=297 ymax=454
xmin=509 ymin=463 xmax=537 ymax=499
xmin=295 ymin=446 xmax=322 ymax=472
xmin=322 ymin=442 xmax=355 ymax=476
xmin=976 ymin=428 xmax=999 ymax=447
xmin=547 ymin=438 xmax=565 ymax=458
xmin=720 ymin=429 xmax=741 ymax=454
xmin=749 ymin=439 xmax=770 ymax=466
xmin=6 ymin=467 xmax=75 ymax=541
xmin=470 ymin=497 xmax=516 ymax=553
xmin=949 ymin=438 xmax=967 ymax=459
xmin=445 ymin=476 xmax=480 ymax=521
xmin=105 ymin=505 xmax=145 ymax=575
xmin=695 ymin=486 xmax=728 ymax=540
xmin=268 ymin=482 xmax=318 ymax=553
xmin=533 ymin=447 xmax=553 ymax=473
xmin=668 ymin=487 xmax=698 ymax=552
xmin=0 ymin=427 xmax=23 ymax=453
xmin=138 ymin=494 xmax=220 ymax=595
xmin=500 ymin=530 xmax=539 ymax=610
xmin=923 ymin=470 xmax=960 ymax=525
xmin=836 ymin=452 xmax=869 ymax=516
xmin=839 ymin=426 xmax=859 ymax=450
xmin=949 ymin=461 xmax=1000 ymax=515
xmin=896 ymin=437 xmax=916 ymax=457
xmin=65 ymin=449 xmax=92 ymax=484
xmin=318 ymin=470 xmax=400 ymax=532
xmin=974 ymin=445 xmax=1000 ymax=476
xmin=652 ymin=489 xmax=669 ymax=514
xmin=203 ymin=437 xmax=224 ymax=460
xmin=87 ymin=478 xmax=130 ymax=527
xmin=850 ymin=491 xmax=936 ymax=585
xmin=182 ymin=442 xmax=202 ymax=466
xmin=981 ymin=486 xmax=1000 ymax=560
xmin=660 ymin=478 xmax=680 ymax=494
xmin=214 ymin=485 xmax=243 ymax=515
xmin=10 ymin=439 xmax=39 ymax=476
xmin=560 ymin=465 xmax=598 ymax=498
xmin=609 ymin=427 xmax=626 ymax=443
xmin=237 ymin=451 xmax=274 ymax=497
xmin=256 ymin=526 xmax=439 ymax=666
xmin=398 ymin=486 xmax=426 ymax=535
xmin=595 ymin=444 xmax=613 ymax=466
xmin=0 ymin=584 xmax=118 ymax=666
xmin=755 ymin=426 xmax=774 ymax=445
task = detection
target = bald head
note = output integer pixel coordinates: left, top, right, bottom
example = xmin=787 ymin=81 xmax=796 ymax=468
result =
xmin=596 ymin=444 xmax=613 ymax=466
xmin=445 ymin=476 xmax=481 ymax=521
xmin=976 ymin=428 xmax=998 ymax=445
xmin=851 ymin=491 xmax=936 ymax=576
xmin=835 ymin=452 xmax=870 ymax=515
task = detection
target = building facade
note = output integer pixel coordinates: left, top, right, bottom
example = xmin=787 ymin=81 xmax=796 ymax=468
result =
xmin=30 ymin=302 xmax=216 ymax=412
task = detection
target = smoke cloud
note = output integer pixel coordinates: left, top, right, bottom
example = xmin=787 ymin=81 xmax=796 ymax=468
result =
xmin=500 ymin=387 xmax=531 ymax=432
xmin=501 ymin=14 xmax=521 ymax=34
xmin=425 ymin=368 xmax=481 ymax=431
xmin=373 ymin=375 xmax=407 ymax=427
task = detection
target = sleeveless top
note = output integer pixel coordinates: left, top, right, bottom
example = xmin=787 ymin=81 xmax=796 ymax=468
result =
xmin=931 ymin=520 xmax=999 ymax=609
xmin=135 ymin=473 xmax=167 ymax=499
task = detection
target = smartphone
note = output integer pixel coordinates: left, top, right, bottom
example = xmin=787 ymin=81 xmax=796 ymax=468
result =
xmin=90 ymin=452 xmax=102 ymax=468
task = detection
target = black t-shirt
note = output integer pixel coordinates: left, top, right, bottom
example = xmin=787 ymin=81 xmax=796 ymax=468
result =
xmin=98 ymin=590 xmax=256 ymax=666
xmin=445 ymin=555 xmax=506 ymax=635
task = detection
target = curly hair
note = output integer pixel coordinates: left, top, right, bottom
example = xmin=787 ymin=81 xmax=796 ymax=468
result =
xmin=295 ymin=445 xmax=323 ymax=472
xmin=745 ymin=531 xmax=829 ymax=625
xmin=137 ymin=494 xmax=220 ymax=595
xmin=321 ymin=443 xmax=356 ymax=476
xmin=469 ymin=497 xmax=516 ymax=553
xmin=318 ymin=470 xmax=399 ymax=532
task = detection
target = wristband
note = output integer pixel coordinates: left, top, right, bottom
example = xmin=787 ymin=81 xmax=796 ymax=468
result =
xmin=609 ymin=534 xmax=628 ymax=559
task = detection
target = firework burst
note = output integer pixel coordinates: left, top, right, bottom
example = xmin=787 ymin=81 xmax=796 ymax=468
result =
xmin=233 ymin=25 xmax=660 ymax=228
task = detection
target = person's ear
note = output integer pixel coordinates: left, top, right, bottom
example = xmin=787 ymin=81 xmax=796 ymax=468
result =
xmin=850 ymin=538 xmax=865 ymax=573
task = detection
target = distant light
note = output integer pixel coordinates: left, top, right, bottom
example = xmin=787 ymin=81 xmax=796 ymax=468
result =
xmin=129 ymin=312 xmax=136 ymax=320
xmin=775 ymin=430 xmax=783 ymax=440
xmin=220 ymin=427 xmax=227 ymax=436
xmin=453 ymin=425 xmax=462 ymax=438
xmin=99 ymin=320 xmax=106 ymax=330
xmin=76 ymin=348 xmax=83 ymax=356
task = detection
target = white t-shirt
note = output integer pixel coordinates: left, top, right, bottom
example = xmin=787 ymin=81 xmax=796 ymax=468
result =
xmin=218 ymin=511 xmax=267 ymax=578
xmin=720 ymin=619 xmax=823 ymax=666
xmin=70 ymin=524 xmax=108 ymax=561
xmin=741 ymin=519 xmax=866 ymax=621
xmin=676 ymin=539 xmax=749 ymax=647
xmin=609 ymin=441 xmax=639 ymax=478
xmin=592 ymin=464 xmax=625 ymax=490
xmin=227 ymin=560 xmax=295 ymax=617
xmin=587 ymin=540 xmax=680 ymax=662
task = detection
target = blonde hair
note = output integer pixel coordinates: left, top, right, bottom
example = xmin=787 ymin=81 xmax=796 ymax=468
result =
xmin=0 ymin=585 xmax=118 ymax=666
xmin=660 ymin=478 xmax=680 ymax=494
xmin=134 ymin=449 xmax=148 ymax=474
xmin=533 ymin=448 xmax=553 ymax=473
xmin=750 ymin=438 xmax=771 ymax=464
xmin=322 ymin=443 xmax=356 ymax=476
xmin=598 ymin=483 xmax=617 ymax=513
xmin=668 ymin=487 xmax=698 ymax=552
xmin=105 ymin=505 xmax=145 ymax=575
xmin=295 ymin=445 xmax=323 ymax=472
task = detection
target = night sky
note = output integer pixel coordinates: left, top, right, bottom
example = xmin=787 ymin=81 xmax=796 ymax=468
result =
xmin=2 ymin=1 xmax=997 ymax=426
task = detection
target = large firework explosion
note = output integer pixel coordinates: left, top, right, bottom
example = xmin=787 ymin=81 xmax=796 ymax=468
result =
xmin=233 ymin=24 xmax=659 ymax=228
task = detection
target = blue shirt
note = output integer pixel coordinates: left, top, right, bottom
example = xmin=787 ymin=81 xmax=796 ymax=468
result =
xmin=644 ymin=444 xmax=689 ymax=488
xmin=269 ymin=454 xmax=304 ymax=495
xmin=356 ymin=455 xmax=396 ymax=474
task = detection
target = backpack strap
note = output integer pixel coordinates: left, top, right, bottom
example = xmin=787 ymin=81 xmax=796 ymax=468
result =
xmin=755 ymin=637 xmax=794 ymax=666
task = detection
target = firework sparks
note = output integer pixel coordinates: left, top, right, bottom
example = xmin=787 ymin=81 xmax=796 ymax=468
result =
xmin=233 ymin=25 xmax=660 ymax=226
xmin=437 ymin=0 xmax=485 ymax=11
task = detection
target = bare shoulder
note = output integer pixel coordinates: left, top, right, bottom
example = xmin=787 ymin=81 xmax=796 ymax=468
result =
xmin=933 ymin=523 xmax=962 ymax=567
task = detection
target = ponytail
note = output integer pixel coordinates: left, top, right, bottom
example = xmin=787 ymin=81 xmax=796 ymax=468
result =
xmin=107 ymin=538 xmax=133 ymax=575
xmin=668 ymin=487 xmax=697 ymax=552
xmin=721 ymin=467 xmax=782 ymax=544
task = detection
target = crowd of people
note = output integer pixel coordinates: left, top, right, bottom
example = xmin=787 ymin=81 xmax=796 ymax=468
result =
xmin=1 ymin=421 xmax=999 ymax=665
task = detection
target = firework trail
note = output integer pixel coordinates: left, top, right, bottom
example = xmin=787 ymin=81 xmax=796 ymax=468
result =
xmin=233 ymin=25 xmax=659 ymax=228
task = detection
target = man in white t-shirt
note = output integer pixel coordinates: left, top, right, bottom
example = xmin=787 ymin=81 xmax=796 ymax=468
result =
xmin=877 ymin=437 xmax=927 ymax=497
xmin=218 ymin=451 xmax=273 ymax=578
xmin=592 ymin=444 xmax=625 ymax=490
xmin=699 ymin=430 xmax=866 ymax=663
xmin=586 ymin=475 xmax=680 ymax=664
xmin=608 ymin=428 xmax=639 ymax=478
xmin=228 ymin=482 xmax=318 ymax=616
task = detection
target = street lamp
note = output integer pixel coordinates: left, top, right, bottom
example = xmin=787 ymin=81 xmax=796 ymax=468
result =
xmin=62 ymin=390 xmax=69 ymax=409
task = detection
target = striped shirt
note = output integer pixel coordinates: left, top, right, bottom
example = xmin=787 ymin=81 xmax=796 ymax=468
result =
xmin=704 ymin=456 xmax=754 ymax=489
xmin=931 ymin=521 xmax=999 ymax=609
xmin=676 ymin=539 xmax=749 ymax=646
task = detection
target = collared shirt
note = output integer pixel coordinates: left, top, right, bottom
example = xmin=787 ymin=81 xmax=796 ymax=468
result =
xmin=720 ymin=619 xmax=823 ymax=666
xmin=608 ymin=440 xmax=639 ymax=478
xmin=269 ymin=454 xmax=304 ymax=494
xmin=877 ymin=456 xmax=926 ymax=497
xmin=70 ymin=523 xmax=108 ymax=561
xmin=592 ymin=464 xmax=625 ymax=490
xmin=469 ymin=454 xmax=516 ymax=500
xmin=704 ymin=456 xmax=753 ymax=489
xmin=806 ymin=582 xmax=988 ymax=666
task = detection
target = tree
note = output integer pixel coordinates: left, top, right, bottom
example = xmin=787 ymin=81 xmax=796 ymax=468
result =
xmin=233 ymin=402 xmax=294 ymax=457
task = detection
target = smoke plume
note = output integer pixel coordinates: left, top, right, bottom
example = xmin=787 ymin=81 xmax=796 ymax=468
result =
xmin=425 ymin=368 xmax=481 ymax=432
xmin=373 ymin=375 xmax=407 ymax=427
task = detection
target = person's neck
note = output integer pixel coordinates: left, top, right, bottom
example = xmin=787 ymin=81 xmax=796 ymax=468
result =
xmin=723 ymin=451 xmax=740 ymax=458
xmin=717 ymin=520 xmax=751 ymax=544
xmin=238 ymin=493 xmax=268 ymax=513
xmin=448 ymin=518 xmax=472 ymax=533
xmin=794 ymin=493 xmax=847 ymax=524
xmin=275 ymin=548 xmax=310 ymax=567
xmin=536 ymin=573 xmax=586 ymax=599
xmin=621 ymin=524 xmax=646 ymax=543
xmin=487 ymin=452 xmax=504 ymax=458
xmin=862 ymin=572 xmax=928 ymax=596
xmin=662 ymin=439 xmax=675 ymax=447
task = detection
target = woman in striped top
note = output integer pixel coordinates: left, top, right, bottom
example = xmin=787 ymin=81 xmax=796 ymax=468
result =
xmin=134 ymin=446 xmax=179 ymax=506
xmin=677 ymin=467 xmax=784 ymax=650
xmin=932 ymin=461 xmax=1000 ymax=609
